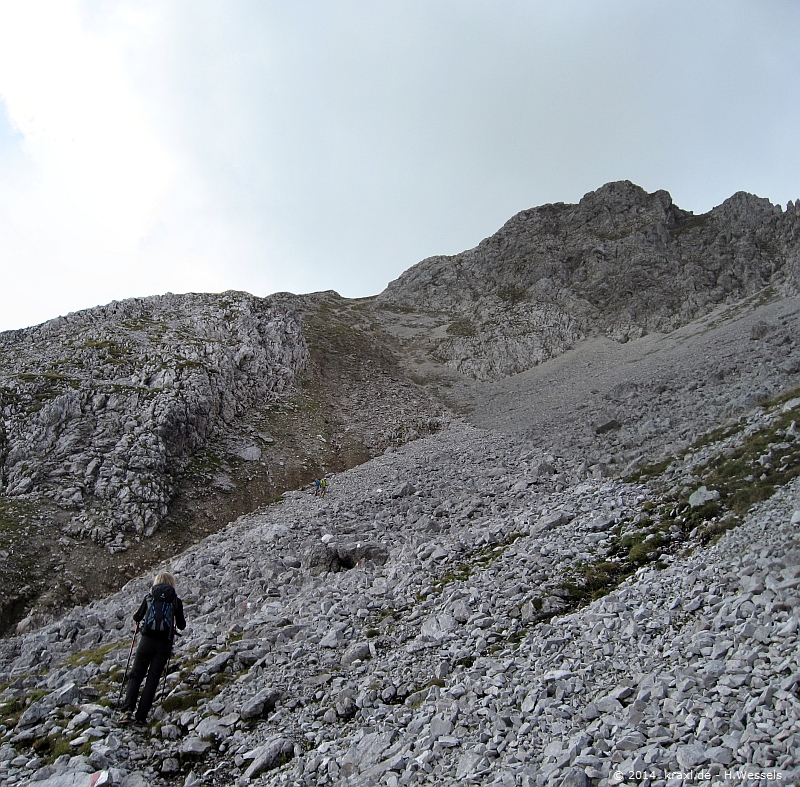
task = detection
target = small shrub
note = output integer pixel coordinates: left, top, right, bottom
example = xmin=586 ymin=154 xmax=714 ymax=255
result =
xmin=446 ymin=319 xmax=477 ymax=338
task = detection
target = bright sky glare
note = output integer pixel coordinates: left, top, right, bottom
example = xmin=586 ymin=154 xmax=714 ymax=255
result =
xmin=1 ymin=0 xmax=799 ymax=331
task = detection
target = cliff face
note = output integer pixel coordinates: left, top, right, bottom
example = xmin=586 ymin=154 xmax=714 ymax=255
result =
xmin=0 ymin=289 xmax=445 ymax=631
xmin=377 ymin=181 xmax=800 ymax=379
xmin=0 ymin=292 xmax=307 ymax=542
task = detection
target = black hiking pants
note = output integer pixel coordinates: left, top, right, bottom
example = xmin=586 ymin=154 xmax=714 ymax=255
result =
xmin=123 ymin=634 xmax=171 ymax=721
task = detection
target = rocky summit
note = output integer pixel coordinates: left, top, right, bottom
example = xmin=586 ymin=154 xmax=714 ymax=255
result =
xmin=1 ymin=181 xmax=800 ymax=787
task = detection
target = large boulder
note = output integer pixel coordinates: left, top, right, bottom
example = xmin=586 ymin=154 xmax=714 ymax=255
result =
xmin=240 ymin=687 xmax=282 ymax=720
xmin=242 ymin=737 xmax=295 ymax=781
xmin=304 ymin=540 xmax=389 ymax=574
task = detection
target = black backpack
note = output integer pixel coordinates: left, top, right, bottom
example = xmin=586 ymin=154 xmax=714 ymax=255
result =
xmin=142 ymin=583 xmax=176 ymax=639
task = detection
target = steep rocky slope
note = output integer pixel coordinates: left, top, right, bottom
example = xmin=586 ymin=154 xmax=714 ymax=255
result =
xmin=377 ymin=181 xmax=800 ymax=380
xmin=3 ymin=181 xmax=800 ymax=631
xmin=0 ymin=291 xmax=444 ymax=632
xmin=0 ymin=290 xmax=799 ymax=787
xmin=0 ymin=162 xmax=786 ymax=787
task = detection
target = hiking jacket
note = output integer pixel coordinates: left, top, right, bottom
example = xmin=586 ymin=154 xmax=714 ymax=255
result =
xmin=133 ymin=583 xmax=186 ymax=641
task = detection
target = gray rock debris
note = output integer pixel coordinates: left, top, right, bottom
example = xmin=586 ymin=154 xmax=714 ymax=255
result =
xmin=2 ymin=401 xmax=799 ymax=787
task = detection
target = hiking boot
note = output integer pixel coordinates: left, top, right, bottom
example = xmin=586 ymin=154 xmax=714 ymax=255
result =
xmin=118 ymin=711 xmax=134 ymax=725
xmin=133 ymin=716 xmax=148 ymax=727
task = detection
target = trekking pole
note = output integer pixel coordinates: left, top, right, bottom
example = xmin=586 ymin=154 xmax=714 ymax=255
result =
xmin=160 ymin=630 xmax=182 ymax=702
xmin=117 ymin=623 xmax=138 ymax=709
xmin=159 ymin=655 xmax=171 ymax=702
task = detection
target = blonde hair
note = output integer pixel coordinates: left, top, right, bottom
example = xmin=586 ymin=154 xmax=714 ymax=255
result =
xmin=154 ymin=571 xmax=176 ymax=588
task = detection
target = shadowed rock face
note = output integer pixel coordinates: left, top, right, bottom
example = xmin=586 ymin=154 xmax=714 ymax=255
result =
xmin=377 ymin=181 xmax=800 ymax=379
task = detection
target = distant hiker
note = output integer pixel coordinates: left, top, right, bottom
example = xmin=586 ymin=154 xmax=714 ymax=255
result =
xmin=320 ymin=478 xmax=328 ymax=497
xmin=314 ymin=479 xmax=322 ymax=496
xmin=120 ymin=571 xmax=186 ymax=725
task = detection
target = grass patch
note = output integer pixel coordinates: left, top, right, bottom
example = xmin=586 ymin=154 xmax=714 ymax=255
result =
xmin=628 ymin=457 xmax=674 ymax=483
xmin=33 ymin=734 xmax=74 ymax=762
xmin=446 ymin=319 xmax=477 ymax=338
xmin=0 ymin=696 xmax=24 ymax=727
xmin=762 ymin=385 xmax=800 ymax=410
xmin=495 ymin=285 xmax=528 ymax=305
xmin=698 ymin=407 xmax=800 ymax=517
xmin=162 ymin=691 xmax=206 ymax=713
xmin=434 ymin=537 xmax=517 ymax=593
xmin=66 ymin=641 xmax=119 ymax=667
xmin=628 ymin=534 xmax=663 ymax=565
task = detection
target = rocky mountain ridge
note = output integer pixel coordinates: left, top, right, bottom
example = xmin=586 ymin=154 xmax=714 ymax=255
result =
xmin=378 ymin=181 xmax=800 ymax=379
xmin=3 ymin=181 xmax=800 ymax=631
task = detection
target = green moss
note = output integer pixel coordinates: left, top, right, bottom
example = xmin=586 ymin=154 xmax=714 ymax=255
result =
xmin=66 ymin=641 xmax=119 ymax=667
xmin=691 ymin=422 xmax=744 ymax=451
xmin=446 ymin=319 xmax=477 ymax=338
xmin=628 ymin=534 xmax=663 ymax=565
xmin=162 ymin=690 xmax=206 ymax=713
xmin=762 ymin=385 xmax=800 ymax=410
xmin=628 ymin=457 xmax=674 ymax=482
xmin=496 ymin=284 xmax=528 ymax=304
xmin=697 ymin=407 xmax=800 ymax=517
xmin=33 ymin=733 xmax=75 ymax=762
xmin=0 ymin=696 xmax=23 ymax=727
xmin=699 ymin=516 xmax=740 ymax=545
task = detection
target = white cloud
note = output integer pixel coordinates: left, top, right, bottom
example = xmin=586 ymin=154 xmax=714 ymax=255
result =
xmin=0 ymin=1 xmax=245 ymax=330
xmin=0 ymin=1 xmax=173 ymax=248
xmin=0 ymin=1 xmax=799 ymax=331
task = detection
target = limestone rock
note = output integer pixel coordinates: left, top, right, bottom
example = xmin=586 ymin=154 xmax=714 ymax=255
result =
xmin=242 ymin=737 xmax=295 ymax=781
xmin=689 ymin=485 xmax=720 ymax=508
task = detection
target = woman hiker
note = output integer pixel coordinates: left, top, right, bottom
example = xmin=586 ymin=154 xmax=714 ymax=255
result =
xmin=120 ymin=571 xmax=186 ymax=724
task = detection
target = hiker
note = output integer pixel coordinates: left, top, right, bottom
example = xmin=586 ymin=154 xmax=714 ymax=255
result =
xmin=314 ymin=478 xmax=322 ymax=496
xmin=320 ymin=477 xmax=328 ymax=497
xmin=120 ymin=571 xmax=186 ymax=725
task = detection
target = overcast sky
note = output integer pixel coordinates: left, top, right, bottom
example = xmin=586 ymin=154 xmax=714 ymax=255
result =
xmin=0 ymin=1 xmax=798 ymax=331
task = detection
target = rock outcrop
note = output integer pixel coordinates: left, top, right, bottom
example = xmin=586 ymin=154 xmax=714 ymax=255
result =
xmin=378 ymin=182 xmax=800 ymax=379
xmin=0 ymin=291 xmax=307 ymax=542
